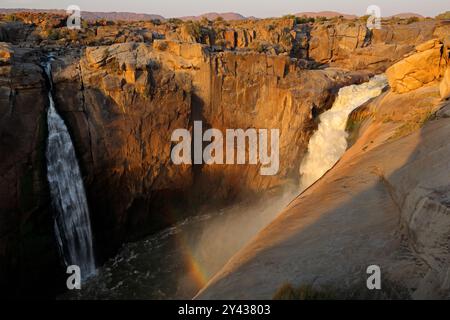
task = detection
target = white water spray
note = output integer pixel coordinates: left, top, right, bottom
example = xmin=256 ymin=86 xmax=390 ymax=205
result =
xmin=44 ymin=58 xmax=96 ymax=280
xmin=299 ymin=75 xmax=387 ymax=191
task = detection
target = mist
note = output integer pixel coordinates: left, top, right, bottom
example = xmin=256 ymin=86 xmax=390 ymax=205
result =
xmin=180 ymin=184 xmax=298 ymax=284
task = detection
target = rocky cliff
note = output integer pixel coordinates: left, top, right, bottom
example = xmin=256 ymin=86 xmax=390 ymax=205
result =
xmin=49 ymin=40 xmax=371 ymax=261
xmin=2 ymin=12 xmax=447 ymax=71
xmin=196 ymin=37 xmax=450 ymax=300
xmin=1 ymin=12 xmax=449 ymax=298
xmin=386 ymin=38 xmax=449 ymax=94
xmin=0 ymin=43 xmax=63 ymax=297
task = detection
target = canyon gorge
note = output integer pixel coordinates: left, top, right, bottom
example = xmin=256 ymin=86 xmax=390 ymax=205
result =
xmin=0 ymin=12 xmax=449 ymax=299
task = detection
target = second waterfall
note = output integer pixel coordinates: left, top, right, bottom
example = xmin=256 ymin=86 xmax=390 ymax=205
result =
xmin=299 ymin=75 xmax=388 ymax=191
xmin=44 ymin=57 xmax=96 ymax=280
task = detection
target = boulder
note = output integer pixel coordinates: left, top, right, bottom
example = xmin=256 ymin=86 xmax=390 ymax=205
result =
xmin=223 ymin=30 xmax=236 ymax=49
xmin=386 ymin=41 xmax=443 ymax=93
xmin=440 ymin=67 xmax=450 ymax=100
xmin=0 ymin=42 xmax=13 ymax=65
xmin=415 ymin=38 xmax=442 ymax=52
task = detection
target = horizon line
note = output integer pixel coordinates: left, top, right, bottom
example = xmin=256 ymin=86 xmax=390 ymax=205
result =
xmin=0 ymin=7 xmax=443 ymax=19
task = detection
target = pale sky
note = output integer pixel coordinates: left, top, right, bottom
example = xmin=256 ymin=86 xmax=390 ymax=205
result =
xmin=1 ymin=0 xmax=449 ymax=18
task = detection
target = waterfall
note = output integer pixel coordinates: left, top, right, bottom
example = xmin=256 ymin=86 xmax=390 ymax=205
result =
xmin=44 ymin=58 xmax=96 ymax=280
xmin=299 ymin=74 xmax=387 ymax=191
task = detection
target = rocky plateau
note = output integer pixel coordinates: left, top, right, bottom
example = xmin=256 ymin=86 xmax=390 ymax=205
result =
xmin=0 ymin=11 xmax=449 ymax=298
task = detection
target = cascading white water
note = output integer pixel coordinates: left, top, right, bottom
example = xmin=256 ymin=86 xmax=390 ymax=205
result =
xmin=299 ymin=74 xmax=387 ymax=191
xmin=44 ymin=58 xmax=96 ymax=280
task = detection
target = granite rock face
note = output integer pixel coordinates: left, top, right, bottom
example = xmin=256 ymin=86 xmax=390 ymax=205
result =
xmin=1 ymin=12 xmax=450 ymax=298
xmin=441 ymin=67 xmax=450 ymax=100
xmin=0 ymin=13 xmax=443 ymax=72
xmin=49 ymin=41 xmax=370 ymax=259
xmin=0 ymin=43 xmax=61 ymax=297
xmin=439 ymin=36 xmax=450 ymax=100
xmin=196 ymin=46 xmax=450 ymax=300
xmin=386 ymin=39 xmax=447 ymax=93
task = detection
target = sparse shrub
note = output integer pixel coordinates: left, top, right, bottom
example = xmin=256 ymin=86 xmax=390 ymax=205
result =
xmin=81 ymin=20 xmax=89 ymax=29
xmin=295 ymin=15 xmax=315 ymax=24
xmin=316 ymin=16 xmax=328 ymax=22
xmin=436 ymin=11 xmax=450 ymax=20
xmin=167 ymin=18 xmax=182 ymax=25
xmin=329 ymin=16 xmax=341 ymax=24
xmin=4 ymin=14 xmax=19 ymax=22
xmin=47 ymin=29 xmax=61 ymax=40
xmin=273 ymin=283 xmax=297 ymax=300
xmin=274 ymin=280 xmax=410 ymax=300
xmin=200 ymin=17 xmax=210 ymax=25
xmin=215 ymin=39 xmax=227 ymax=47
xmin=183 ymin=21 xmax=202 ymax=40
xmin=67 ymin=29 xmax=80 ymax=41
xmin=154 ymin=40 xmax=168 ymax=51
xmin=249 ymin=41 xmax=269 ymax=53
xmin=215 ymin=16 xmax=224 ymax=23
xmin=96 ymin=19 xmax=107 ymax=26
xmin=254 ymin=42 xmax=267 ymax=53
xmin=273 ymin=283 xmax=336 ymax=300
xmin=390 ymin=109 xmax=435 ymax=140
xmin=280 ymin=32 xmax=293 ymax=46
xmin=406 ymin=16 xmax=420 ymax=24
xmin=282 ymin=14 xmax=296 ymax=20
xmin=359 ymin=15 xmax=370 ymax=22
xmin=151 ymin=18 xmax=161 ymax=26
